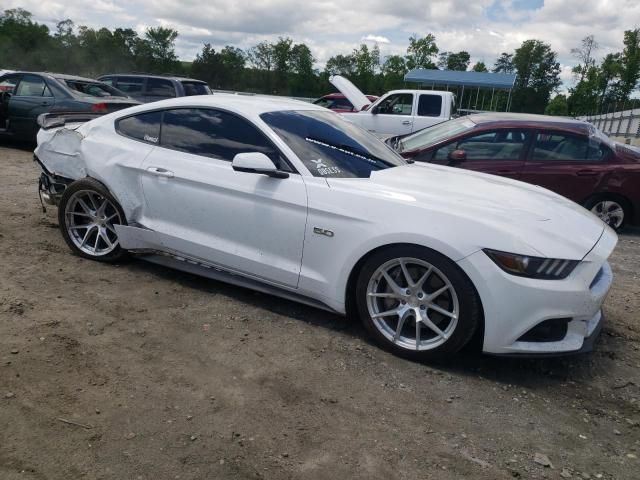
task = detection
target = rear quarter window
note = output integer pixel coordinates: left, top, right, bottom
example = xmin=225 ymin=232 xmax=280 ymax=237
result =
xmin=146 ymin=78 xmax=176 ymax=98
xmin=181 ymin=81 xmax=210 ymax=96
xmin=116 ymin=111 xmax=162 ymax=144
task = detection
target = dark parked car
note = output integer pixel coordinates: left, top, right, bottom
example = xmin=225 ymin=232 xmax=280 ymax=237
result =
xmin=313 ymin=93 xmax=378 ymax=112
xmin=0 ymin=72 xmax=139 ymax=141
xmin=98 ymin=74 xmax=211 ymax=103
xmin=388 ymin=113 xmax=640 ymax=230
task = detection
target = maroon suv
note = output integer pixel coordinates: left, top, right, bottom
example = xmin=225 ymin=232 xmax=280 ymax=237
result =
xmin=389 ymin=113 xmax=640 ymax=230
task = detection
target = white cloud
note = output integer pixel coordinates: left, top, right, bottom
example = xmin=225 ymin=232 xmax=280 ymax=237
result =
xmin=362 ymin=35 xmax=390 ymax=44
xmin=3 ymin=0 xmax=640 ymax=87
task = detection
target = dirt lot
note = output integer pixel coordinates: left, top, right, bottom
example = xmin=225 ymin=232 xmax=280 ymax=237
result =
xmin=1 ymin=144 xmax=639 ymax=480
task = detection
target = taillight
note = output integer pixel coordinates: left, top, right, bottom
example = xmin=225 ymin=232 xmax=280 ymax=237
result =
xmin=91 ymin=103 xmax=108 ymax=113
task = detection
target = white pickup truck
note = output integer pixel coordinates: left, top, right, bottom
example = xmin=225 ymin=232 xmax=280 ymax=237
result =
xmin=329 ymin=75 xmax=455 ymax=137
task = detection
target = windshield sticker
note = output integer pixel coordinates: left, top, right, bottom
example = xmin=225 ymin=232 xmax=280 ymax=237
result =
xmin=306 ymin=137 xmax=378 ymax=165
xmin=144 ymin=134 xmax=159 ymax=143
xmin=310 ymin=158 xmax=341 ymax=176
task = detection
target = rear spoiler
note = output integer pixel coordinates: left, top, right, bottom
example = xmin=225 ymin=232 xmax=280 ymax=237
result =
xmin=37 ymin=112 xmax=103 ymax=130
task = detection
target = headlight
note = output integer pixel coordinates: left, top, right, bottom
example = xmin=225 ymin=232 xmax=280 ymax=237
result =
xmin=483 ymin=249 xmax=579 ymax=280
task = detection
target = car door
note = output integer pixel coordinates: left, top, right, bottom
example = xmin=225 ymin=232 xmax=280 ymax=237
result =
xmin=520 ymin=130 xmax=611 ymax=203
xmin=0 ymin=73 xmax=21 ymax=131
xmin=367 ymin=93 xmax=415 ymax=135
xmin=139 ymin=107 xmax=308 ymax=288
xmin=8 ymin=74 xmax=56 ymax=138
xmin=429 ymin=128 xmax=530 ymax=179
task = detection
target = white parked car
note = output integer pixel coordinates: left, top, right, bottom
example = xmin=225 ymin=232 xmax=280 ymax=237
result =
xmin=330 ymin=75 xmax=455 ymax=137
xmin=35 ymin=95 xmax=616 ymax=360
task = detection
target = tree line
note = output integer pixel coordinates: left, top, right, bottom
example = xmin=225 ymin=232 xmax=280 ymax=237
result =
xmin=546 ymin=32 xmax=640 ymax=116
xmin=1 ymin=8 xmax=638 ymax=116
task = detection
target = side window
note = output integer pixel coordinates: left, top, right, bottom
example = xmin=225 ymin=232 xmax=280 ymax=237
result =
xmin=116 ymin=111 xmax=162 ymax=144
xmin=100 ymin=77 xmax=115 ymax=86
xmin=115 ymin=77 xmax=144 ymax=94
xmin=160 ymin=108 xmax=284 ymax=167
xmin=0 ymin=75 xmax=20 ymax=94
xmin=376 ymin=93 xmax=413 ymax=116
xmin=434 ymin=129 xmax=529 ymax=161
xmin=433 ymin=142 xmax=457 ymax=162
xmin=531 ymin=132 xmax=601 ymax=162
xmin=146 ymin=78 xmax=176 ymax=99
xmin=15 ymin=75 xmax=51 ymax=97
xmin=417 ymin=94 xmax=443 ymax=117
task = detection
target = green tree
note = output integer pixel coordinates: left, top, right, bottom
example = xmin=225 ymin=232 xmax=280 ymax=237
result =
xmin=405 ymin=34 xmax=438 ymax=70
xmin=544 ymin=94 xmax=568 ymax=116
xmin=248 ymin=41 xmax=275 ymax=71
xmin=510 ymin=40 xmax=561 ymax=113
xmin=472 ymin=61 xmax=488 ymax=72
xmin=619 ymin=28 xmax=640 ymax=100
xmin=382 ymin=54 xmax=407 ymax=90
xmin=0 ymin=8 xmax=52 ymax=69
xmin=325 ymin=54 xmax=356 ymax=76
xmin=567 ymin=65 xmax=602 ymax=115
xmin=289 ymin=43 xmax=315 ymax=95
xmin=138 ymin=27 xmax=180 ymax=73
xmin=272 ymin=37 xmax=293 ymax=93
xmin=438 ymin=51 xmax=470 ymax=71
xmin=493 ymin=52 xmax=514 ymax=73
xmin=571 ymin=35 xmax=598 ymax=83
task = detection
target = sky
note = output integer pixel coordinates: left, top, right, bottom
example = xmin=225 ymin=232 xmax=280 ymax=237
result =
xmin=5 ymin=0 xmax=640 ymax=89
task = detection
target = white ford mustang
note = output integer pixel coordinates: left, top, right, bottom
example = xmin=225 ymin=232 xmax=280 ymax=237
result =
xmin=35 ymin=95 xmax=617 ymax=360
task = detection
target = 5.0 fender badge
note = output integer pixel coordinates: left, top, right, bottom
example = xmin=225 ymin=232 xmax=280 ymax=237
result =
xmin=313 ymin=227 xmax=334 ymax=238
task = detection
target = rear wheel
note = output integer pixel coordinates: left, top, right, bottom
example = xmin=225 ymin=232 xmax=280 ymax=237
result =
xmin=584 ymin=196 xmax=629 ymax=231
xmin=355 ymin=246 xmax=481 ymax=361
xmin=58 ymin=178 xmax=128 ymax=262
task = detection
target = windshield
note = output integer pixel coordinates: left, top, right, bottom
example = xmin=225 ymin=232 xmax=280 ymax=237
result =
xmin=181 ymin=81 xmax=211 ymax=96
xmin=399 ymin=116 xmax=476 ymax=152
xmin=60 ymin=79 xmax=127 ymax=98
xmin=261 ymin=110 xmax=406 ymax=178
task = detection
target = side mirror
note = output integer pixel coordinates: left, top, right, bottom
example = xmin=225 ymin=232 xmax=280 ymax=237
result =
xmin=371 ymin=105 xmax=379 ymax=115
xmin=232 ymin=152 xmax=289 ymax=179
xmin=448 ymin=149 xmax=466 ymax=164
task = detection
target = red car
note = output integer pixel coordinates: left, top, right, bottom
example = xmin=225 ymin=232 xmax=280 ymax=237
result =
xmin=313 ymin=93 xmax=378 ymax=113
xmin=389 ymin=113 xmax=640 ymax=231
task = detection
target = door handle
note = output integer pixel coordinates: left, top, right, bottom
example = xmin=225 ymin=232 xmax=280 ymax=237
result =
xmin=41 ymin=101 xmax=51 ymax=106
xmin=147 ymin=167 xmax=174 ymax=178
xmin=576 ymin=170 xmax=598 ymax=176
xmin=402 ymin=120 xmax=412 ymax=125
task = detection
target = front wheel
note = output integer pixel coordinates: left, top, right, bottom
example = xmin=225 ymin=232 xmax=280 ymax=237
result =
xmin=58 ymin=178 xmax=128 ymax=263
xmin=355 ymin=246 xmax=481 ymax=361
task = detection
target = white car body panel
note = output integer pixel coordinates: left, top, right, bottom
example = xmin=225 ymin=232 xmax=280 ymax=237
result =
xmin=329 ymin=75 xmax=454 ymax=136
xmin=138 ymin=146 xmax=308 ymax=288
xmin=35 ymin=94 xmax=618 ymax=355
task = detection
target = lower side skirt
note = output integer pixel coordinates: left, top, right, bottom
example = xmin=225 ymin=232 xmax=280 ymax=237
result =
xmin=139 ymin=253 xmax=339 ymax=315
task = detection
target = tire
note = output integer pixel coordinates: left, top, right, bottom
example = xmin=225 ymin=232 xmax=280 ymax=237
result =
xmin=57 ymin=177 xmax=129 ymax=263
xmin=583 ymin=196 xmax=630 ymax=232
xmin=355 ymin=245 xmax=481 ymax=361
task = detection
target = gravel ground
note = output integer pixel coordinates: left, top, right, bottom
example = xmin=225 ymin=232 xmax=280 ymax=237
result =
xmin=1 ymin=144 xmax=639 ymax=480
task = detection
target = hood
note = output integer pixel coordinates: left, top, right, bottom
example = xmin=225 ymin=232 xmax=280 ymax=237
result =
xmin=329 ymin=75 xmax=372 ymax=112
xmin=329 ymin=163 xmax=606 ymax=260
